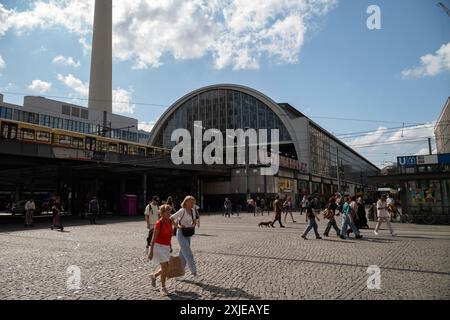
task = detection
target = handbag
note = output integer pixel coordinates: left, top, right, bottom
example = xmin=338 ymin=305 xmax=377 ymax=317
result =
xmin=167 ymin=256 xmax=185 ymax=279
xmin=178 ymin=209 xmax=196 ymax=237
xmin=181 ymin=227 xmax=195 ymax=237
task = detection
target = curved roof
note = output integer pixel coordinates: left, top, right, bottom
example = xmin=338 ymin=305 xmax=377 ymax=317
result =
xmin=147 ymin=84 xmax=299 ymax=148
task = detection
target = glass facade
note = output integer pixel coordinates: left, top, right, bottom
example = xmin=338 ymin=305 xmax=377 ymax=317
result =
xmin=156 ymin=89 xmax=292 ymax=148
xmin=0 ymin=105 xmax=138 ymax=142
xmin=309 ymin=124 xmax=378 ymax=185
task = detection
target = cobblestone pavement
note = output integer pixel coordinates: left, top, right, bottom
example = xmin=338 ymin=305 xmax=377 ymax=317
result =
xmin=1 ymin=212 xmax=449 ymax=300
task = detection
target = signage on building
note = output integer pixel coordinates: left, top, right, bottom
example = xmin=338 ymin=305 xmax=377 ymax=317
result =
xmin=397 ymin=156 xmax=417 ymax=167
xmin=417 ymin=155 xmax=438 ymax=165
xmin=53 ymin=147 xmax=93 ymax=161
xmin=272 ymin=155 xmax=308 ymax=173
xmin=397 ymin=153 xmax=450 ymax=167
xmin=278 ymin=178 xmax=293 ymax=193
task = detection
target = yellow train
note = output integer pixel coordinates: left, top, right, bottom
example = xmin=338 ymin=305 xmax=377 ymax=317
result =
xmin=0 ymin=118 xmax=170 ymax=158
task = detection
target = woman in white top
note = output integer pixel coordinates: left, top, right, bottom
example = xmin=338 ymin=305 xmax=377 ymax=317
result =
xmin=25 ymin=198 xmax=36 ymax=227
xmin=170 ymin=195 xmax=198 ymax=277
xmin=374 ymin=195 xmax=395 ymax=236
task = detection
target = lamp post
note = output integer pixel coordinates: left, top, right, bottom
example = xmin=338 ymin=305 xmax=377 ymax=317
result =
xmin=244 ymin=127 xmax=250 ymax=199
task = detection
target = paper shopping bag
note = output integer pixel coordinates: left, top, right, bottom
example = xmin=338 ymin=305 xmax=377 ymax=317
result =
xmin=167 ymin=256 xmax=185 ymax=279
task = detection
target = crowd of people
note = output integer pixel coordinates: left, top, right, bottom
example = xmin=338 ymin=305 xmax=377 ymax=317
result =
xmin=16 ymin=190 xmax=398 ymax=297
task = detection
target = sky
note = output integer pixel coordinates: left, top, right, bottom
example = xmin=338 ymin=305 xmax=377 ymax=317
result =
xmin=0 ymin=0 xmax=449 ymax=168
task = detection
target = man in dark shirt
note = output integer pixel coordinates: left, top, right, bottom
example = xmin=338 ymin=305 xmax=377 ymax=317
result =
xmin=270 ymin=195 xmax=285 ymax=228
xmin=88 ymin=196 xmax=100 ymax=225
xmin=301 ymin=196 xmax=322 ymax=240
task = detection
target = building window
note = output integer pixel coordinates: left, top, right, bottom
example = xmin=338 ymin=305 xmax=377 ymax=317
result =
xmin=71 ymin=107 xmax=80 ymax=117
xmin=62 ymin=105 xmax=71 ymax=115
xmin=81 ymin=109 xmax=88 ymax=119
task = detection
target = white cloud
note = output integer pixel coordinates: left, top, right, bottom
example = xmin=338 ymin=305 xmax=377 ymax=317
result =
xmin=52 ymin=55 xmax=81 ymax=68
xmin=402 ymin=42 xmax=450 ymax=78
xmin=57 ymin=73 xmax=88 ymax=97
xmin=112 ymin=87 xmax=135 ymax=114
xmin=138 ymin=121 xmax=156 ymax=133
xmin=0 ymin=0 xmax=337 ymax=70
xmin=27 ymin=79 xmax=52 ymax=93
xmin=56 ymin=73 xmax=135 ymax=114
xmin=0 ymin=54 xmax=5 ymax=74
xmin=344 ymin=123 xmax=437 ymax=167
xmin=79 ymin=37 xmax=91 ymax=56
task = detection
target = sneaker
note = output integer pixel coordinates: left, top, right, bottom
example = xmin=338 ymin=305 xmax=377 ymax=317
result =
xmin=316 ymin=236 xmax=322 ymax=240
xmin=356 ymin=235 xmax=363 ymax=239
xmin=150 ymin=275 xmax=156 ymax=288
xmin=374 ymin=231 xmax=379 ymax=236
xmin=339 ymin=235 xmax=346 ymax=240
xmin=301 ymin=235 xmax=308 ymax=240
xmin=280 ymin=225 xmax=285 ymax=228
xmin=293 ymin=221 xmax=297 ymax=223
xmin=323 ymin=233 xmax=329 ymax=237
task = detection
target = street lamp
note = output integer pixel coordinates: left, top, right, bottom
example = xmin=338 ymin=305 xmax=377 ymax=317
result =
xmin=244 ymin=126 xmax=250 ymax=199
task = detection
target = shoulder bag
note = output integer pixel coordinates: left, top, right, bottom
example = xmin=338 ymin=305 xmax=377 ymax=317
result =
xmin=179 ymin=209 xmax=195 ymax=237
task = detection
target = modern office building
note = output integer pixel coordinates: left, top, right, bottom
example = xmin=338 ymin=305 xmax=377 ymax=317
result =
xmin=0 ymin=94 xmax=150 ymax=144
xmin=148 ymin=84 xmax=380 ymax=210
xmin=435 ymin=97 xmax=450 ymax=154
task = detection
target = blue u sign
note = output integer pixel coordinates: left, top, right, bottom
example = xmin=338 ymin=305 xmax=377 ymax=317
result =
xmin=397 ymin=156 xmax=417 ymax=167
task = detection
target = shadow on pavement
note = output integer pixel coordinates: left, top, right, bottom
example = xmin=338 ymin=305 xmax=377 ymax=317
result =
xmin=0 ymin=215 xmax=143 ymax=233
xmin=179 ymin=279 xmax=260 ymax=300
xmin=169 ymin=290 xmax=202 ymax=300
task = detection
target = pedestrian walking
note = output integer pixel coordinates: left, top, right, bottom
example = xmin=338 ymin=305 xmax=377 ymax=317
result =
xmin=171 ymin=195 xmax=198 ymax=277
xmin=374 ymin=195 xmax=396 ymax=236
xmin=50 ymin=200 xmax=64 ymax=231
xmin=224 ymin=198 xmax=232 ymax=218
xmin=283 ymin=196 xmax=296 ymax=223
xmin=346 ymin=196 xmax=359 ymax=237
xmin=340 ymin=196 xmax=362 ymax=240
xmin=24 ymin=198 xmax=36 ymax=227
xmin=260 ymin=198 xmax=266 ymax=216
xmin=148 ymin=204 xmax=174 ymax=296
xmin=166 ymin=196 xmax=177 ymax=214
xmin=323 ymin=197 xmax=340 ymax=237
xmin=335 ymin=194 xmax=343 ymax=216
xmin=300 ymin=195 xmax=308 ymax=215
xmin=88 ymin=196 xmax=100 ymax=225
xmin=270 ymin=195 xmax=285 ymax=228
xmin=255 ymin=197 xmax=262 ymax=216
xmin=356 ymin=196 xmax=369 ymax=229
xmin=145 ymin=196 xmax=160 ymax=249
xmin=301 ymin=197 xmax=322 ymax=240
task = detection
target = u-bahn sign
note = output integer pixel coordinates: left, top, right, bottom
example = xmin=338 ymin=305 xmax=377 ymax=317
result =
xmin=397 ymin=156 xmax=417 ymax=167
xmin=397 ymin=153 xmax=450 ymax=167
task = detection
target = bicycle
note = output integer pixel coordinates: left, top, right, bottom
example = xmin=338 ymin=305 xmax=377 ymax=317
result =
xmin=402 ymin=211 xmax=436 ymax=225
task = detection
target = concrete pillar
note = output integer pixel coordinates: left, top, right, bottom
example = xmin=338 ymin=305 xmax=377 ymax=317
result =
xmin=142 ymin=173 xmax=147 ymax=210
xmin=88 ymin=0 xmax=112 ymax=114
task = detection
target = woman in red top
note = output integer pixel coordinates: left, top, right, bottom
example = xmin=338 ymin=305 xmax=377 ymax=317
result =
xmin=148 ymin=204 xmax=173 ymax=296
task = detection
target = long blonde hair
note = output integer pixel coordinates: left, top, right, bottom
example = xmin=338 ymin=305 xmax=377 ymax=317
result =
xmin=181 ymin=195 xmax=196 ymax=209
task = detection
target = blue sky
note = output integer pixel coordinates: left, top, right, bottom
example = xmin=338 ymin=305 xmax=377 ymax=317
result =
xmin=0 ymin=0 xmax=449 ymax=167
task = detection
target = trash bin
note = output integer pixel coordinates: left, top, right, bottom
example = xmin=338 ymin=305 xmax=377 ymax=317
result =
xmin=120 ymin=195 xmax=137 ymax=216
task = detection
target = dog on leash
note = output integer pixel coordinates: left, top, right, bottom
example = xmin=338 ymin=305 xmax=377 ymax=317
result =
xmin=258 ymin=221 xmax=273 ymax=228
